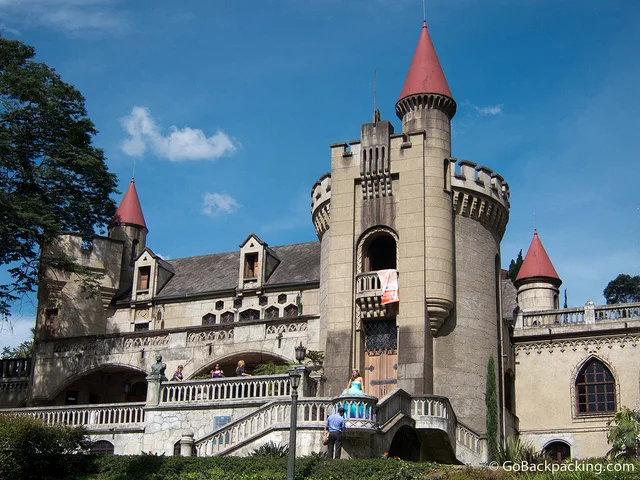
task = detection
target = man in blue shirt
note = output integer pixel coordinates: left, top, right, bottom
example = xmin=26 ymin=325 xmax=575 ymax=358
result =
xmin=326 ymin=406 xmax=346 ymax=459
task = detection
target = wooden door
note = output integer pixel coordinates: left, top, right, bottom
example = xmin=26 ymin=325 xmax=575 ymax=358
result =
xmin=363 ymin=319 xmax=398 ymax=398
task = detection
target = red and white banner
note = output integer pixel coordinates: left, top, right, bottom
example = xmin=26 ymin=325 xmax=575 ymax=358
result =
xmin=377 ymin=269 xmax=399 ymax=305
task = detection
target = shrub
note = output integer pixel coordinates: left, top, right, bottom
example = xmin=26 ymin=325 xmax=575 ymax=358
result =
xmin=0 ymin=413 xmax=90 ymax=480
xmin=249 ymin=441 xmax=289 ymax=457
xmin=497 ymin=436 xmax=543 ymax=465
xmin=252 ymin=362 xmax=290 ymax=376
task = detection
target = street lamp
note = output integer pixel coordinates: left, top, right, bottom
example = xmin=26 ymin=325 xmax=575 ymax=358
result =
xmin=287 ymin=343 xmax=306 ymax=480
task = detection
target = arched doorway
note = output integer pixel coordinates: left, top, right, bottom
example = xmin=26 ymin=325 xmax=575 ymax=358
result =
xmin=543 ymin=441 xmax=571 ymax=462
xmin=388 ymin=425 xmax=421 ymax=461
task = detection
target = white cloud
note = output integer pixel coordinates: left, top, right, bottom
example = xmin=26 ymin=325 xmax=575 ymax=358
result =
xmin=202 ymin=193 xmax=241 ymax=217
xmin=0 ymin=0 xmax=130 ymax=36
xmin=474 ymin=104 xmax=504 ymax=116
xmin=121 ymin=106 xmax=238 ymax=162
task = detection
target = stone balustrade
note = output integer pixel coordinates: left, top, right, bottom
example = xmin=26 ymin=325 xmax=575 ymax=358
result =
xmin=376 ymin=388 xmax=412 ymax=426
xmin=595 ymin=302 xmax=640 ymax=321
xmin=411 ymin=395 xmax=457 ymax=445
xmin=456 ymin=421 xmax=484 ymax=457
xmin=519 ymin=302 xmax=640 ymax=329
xmin=335 ymin=394 xmax=378 ymax=431
xmin=355 ymin=270 xmax=399 ymax=319
xmin=0 ymin=357 xmax=31 ymax=378
xmin=0 ymin=402 xmax=145 ymax=429
xmin=160 ymin=375 xmax=294 ymax=404
xmin=195 ymin=399 xmax=332 ymax=456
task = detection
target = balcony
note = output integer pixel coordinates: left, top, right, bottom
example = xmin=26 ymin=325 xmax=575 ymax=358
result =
xmin=355 ymin=271 xmax=399 ymax=319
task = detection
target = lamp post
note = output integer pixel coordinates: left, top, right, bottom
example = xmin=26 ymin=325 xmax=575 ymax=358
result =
xmin=287 ymin=343 xmax=307 ymax=480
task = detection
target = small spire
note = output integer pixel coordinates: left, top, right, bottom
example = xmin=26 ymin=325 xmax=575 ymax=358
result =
xmin=398 ymin=20 xmax=453 ymax=101
xmin=516 ymin=230 xmax=561 ymax=283
xmin=112 ymin=178 xmax=147 ymax=229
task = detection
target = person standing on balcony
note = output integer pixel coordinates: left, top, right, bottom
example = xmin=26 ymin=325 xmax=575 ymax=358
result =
xmin=344 ymin=369 xmax=364 ymax=395
xmin=235 ymin=360 xmax=251 ymax=377
xmin=211 ymin=364 xmax=224 ymax=378
xmin=171 ymin=365 xmax=184 ymax=381
xmin=326 ymin=407 xmax=346 ymax=459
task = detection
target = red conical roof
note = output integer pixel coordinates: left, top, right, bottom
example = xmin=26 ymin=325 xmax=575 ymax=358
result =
xmin=112 ymin=178 xmax=146 ymax=229
xmin=398 ymin=21 xmax=453 ymax=101
xmin=516 ymin=230 xmax=560 ymax=283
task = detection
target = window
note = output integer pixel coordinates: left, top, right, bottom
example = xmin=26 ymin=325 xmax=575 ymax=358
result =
xmin=202 ymin=313 xmax=216 ymax=325
xmin=265 ymin=306 xmax=279 ymax=319
xmin=138 ymin=266 xmax=151 ymax=290
xmin=278 ymin=294 xmax=287 ymax=304
xmin=131 ymin=239 xmax=139 ymax=262
xmin=259 ymin=296 xmax=268 ymax=306
xmin=134 ymin=322 xmax=149 ymax=331
xmin=215 ymin=300 xmax=224 ymax=310
xmin=284 ymin=304 xmax=299 ymax=317
xmin=234 ymin=297 xmax=243 ymax=308
xmin=91 ymin=440 xmax=115 ymax=455
xmin=239 ymin=309 xmax=260 ymax=322
xmin=45 ymin=308 xmax=58 ymax=336
xmin=221 ymin=312 xmax=235 ymax=324
xmin=244 ymin=253 xmax=258 ymax=278
xmin=576 ymin=359 xmax=616 ymax=414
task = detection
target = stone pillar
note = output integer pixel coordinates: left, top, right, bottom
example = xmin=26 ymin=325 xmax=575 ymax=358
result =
xmin=584 ymin=300 xmax=596 ymax=325
xmin=146 ymin=376 xmax=162 ymax=406
xmin=309 ymin=371 xmax=326 ymax=397
xmin=180 ymin=432 xmax=194 ymax=457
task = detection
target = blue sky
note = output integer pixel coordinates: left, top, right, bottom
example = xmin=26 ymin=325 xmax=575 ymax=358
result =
xmin=1 ymin=0 xmax=639 ymax=349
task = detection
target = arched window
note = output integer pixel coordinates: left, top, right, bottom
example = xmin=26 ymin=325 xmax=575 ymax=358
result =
xmin=131 ymin=239 xmax=139 ymax=262
xmin=576 ymin=359 xmax=616 ymax=414
xmin=543 ymin=441 xmax=571 ymax=462
xmin=91 ymin=440 xmax=115 ymax=455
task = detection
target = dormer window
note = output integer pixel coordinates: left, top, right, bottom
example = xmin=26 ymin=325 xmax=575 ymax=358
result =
xmin=244 ymin=253 xmax=258 ymax=278
xmin=138 ymin=266 xmax=151 ymax=291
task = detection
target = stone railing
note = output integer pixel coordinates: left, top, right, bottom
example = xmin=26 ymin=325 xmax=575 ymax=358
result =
xmin=376 ymin=388 xmax=412 ymax=426
xmin=520 ymin=302 xmax=640 ymax=329
xmin=595 ymin=303 xmax=640 ymax=321
xmin=0 ymin=403 xmax=145 ymax=429
xmin=521 ymin=307 xmax=585 ymax=328
xmin=0 ymin=358 xmax=31 ymax=378
xmin=411 ymin=395 xmax=457 ymax=446
xmin=335 ymin=394 xmax=378 ymax=431
xmin=355 ymin=270 xmax=399 ymax=319
xmin=456 ymin=421 xmax=485 ymax=457
xmin=195 ymin=398 xmax=332 ymax=456
xmin=160 ymin=375 xmax=293 ymax=404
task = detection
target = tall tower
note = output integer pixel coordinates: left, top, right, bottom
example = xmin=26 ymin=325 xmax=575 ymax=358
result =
xmin=319 ymin=20 xmax=458 ymax=397
xmin=396 ymin=20 xmax=457 ymax=334
xmin=108 ymin=178 xmax=148 ymax=292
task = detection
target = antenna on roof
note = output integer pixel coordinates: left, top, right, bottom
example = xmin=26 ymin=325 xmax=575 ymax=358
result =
xmin=132 ymin=159 xmax=136 ymax=179
xmin=373 ymin=69 xmax=380 ymax=123
xmin=423 ymin=0 xmax=426 ymax=22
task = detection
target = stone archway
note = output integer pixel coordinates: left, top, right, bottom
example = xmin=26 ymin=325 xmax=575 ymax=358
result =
xmin=388 ymin=425 xmax=421 ymax=461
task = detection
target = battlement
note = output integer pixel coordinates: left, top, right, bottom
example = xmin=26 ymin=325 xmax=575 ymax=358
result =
xmin=450 ymin=159 xmax=510 ymax=238
xmin=310 ymin=173 xmax=331 ymax=239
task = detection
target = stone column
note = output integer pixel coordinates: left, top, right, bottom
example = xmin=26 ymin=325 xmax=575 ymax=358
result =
xmin=180 ymin=432 xmax=194 ymax=457
xmin=146 ymin=375 xmax=163 ymax=406
xmin=584 ymin=300 xmax=596 ymax=325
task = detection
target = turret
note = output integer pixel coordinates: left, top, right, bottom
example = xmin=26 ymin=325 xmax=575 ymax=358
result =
xmin=396 ymin=21 xmax=456 ymax=331
xmin=514 ymin=230 xmax=562 ymax=312
xmin=108 ymin=178 xmax=148 ymax=291
xmin=395 ymin=21 xmax=456 ymax=133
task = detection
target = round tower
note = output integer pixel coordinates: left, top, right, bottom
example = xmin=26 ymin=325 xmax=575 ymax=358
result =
xmin=396 ymin=21 xmax=456 ymax=330
xmin=108 ymin=178 xmax=148 ymax=291
xmin=514 ymin=230 xmax=562 ymax=311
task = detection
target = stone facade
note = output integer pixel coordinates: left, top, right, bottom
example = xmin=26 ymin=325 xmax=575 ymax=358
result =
xmin=1 ymin=19 xmax=637 ymax=464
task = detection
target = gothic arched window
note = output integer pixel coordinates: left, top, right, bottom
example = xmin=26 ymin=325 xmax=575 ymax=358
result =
xmin=575 ymin=359 xmax=616 ymax=414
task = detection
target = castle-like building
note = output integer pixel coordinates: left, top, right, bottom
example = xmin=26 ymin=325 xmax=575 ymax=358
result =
xmin=1 ymin=20 xmax=638 ymax=464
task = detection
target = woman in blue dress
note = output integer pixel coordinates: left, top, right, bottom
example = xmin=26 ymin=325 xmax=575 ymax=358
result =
xmin=346 ymin=369 xmax=364 ymax=395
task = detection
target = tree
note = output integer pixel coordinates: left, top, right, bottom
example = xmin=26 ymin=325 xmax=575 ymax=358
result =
xmin=603 ymin=274 xmax=640 ymax=305
xmin=486 ymin=355 xmax=499 ymax=462
xmin=607 ymin=407 xmax=640 ymax=459
xmin=0 ymin=37 xmax=118 ymax=318
xmin=508 ymin=250 xmax=523 ymax=283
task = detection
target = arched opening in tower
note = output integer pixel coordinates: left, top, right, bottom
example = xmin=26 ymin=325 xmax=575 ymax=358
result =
xmin=365 ymin=234 xmax=396 ymax=272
